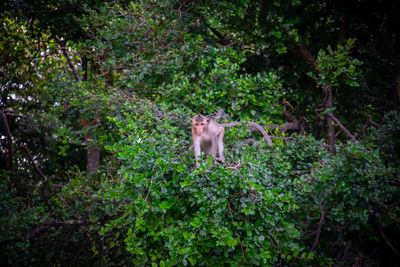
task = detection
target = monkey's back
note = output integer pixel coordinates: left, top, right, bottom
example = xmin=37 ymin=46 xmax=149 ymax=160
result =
xmin=208 ymin=120 xmax=224 ymax=137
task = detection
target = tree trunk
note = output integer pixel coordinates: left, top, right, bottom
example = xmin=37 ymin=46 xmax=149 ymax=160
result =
xmin=87 ymin=146 xmax=100 ymax=174
xmin=298 ymin=45 xmax=336 ymax=152
xmin=79 ymin=117 xmax=101 ymax=175
xmin=60 ymin=44 xmax=101 ymax=174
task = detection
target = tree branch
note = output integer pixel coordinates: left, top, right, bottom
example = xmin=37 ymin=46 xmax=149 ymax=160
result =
xmin=221 ymin=121 xmax=273 ymax=147
xmin=298 ymin=45 xmax=336 ymax=151
xmin=328 ymin=114 xmax=358 ymax=143
xmin=3 ymin=111 xmax=28 ymax=118
xmin=58 ymin=40 xmax=80 ymax=82
xmin=22 ymin=146 xmax=47 ymax=180
xmin=379 ymin=224 xmax=399 ymax=254
xmin=242 ymin=138 xmax=257 ymax=145
xmin=359 ymin=117 xmax=381 ymax=138
xmin=213 ymin=109 xmax=272 ymax=146
xmin=308 ymin=208 xmax=327 ymax=251
xmin=29 ymin=219 xmax=92 ymax=238
xmin=0 ymin=110 xmax=13 ymax=170
xmin=248 ymin=121 xmax=273 ymax=147
xmin=214 ymin=108 xmax=226 ymax=120
xmin=298 ymin=44 xmax=319 ymax=72
xmin=362 ymin=95 xmax=395 ymax=106
xmin=208 ymin=26 xmax=231 ymax=45
xmin=266 ymin=122 xmax=299 ymax=133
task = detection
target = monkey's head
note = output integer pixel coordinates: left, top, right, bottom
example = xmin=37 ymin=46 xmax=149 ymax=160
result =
xmin=191 ymin=114 xmax=210 ymax=134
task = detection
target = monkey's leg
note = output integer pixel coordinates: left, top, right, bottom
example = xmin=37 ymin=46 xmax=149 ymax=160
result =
xmin=210 ymin=139 xmax=217 ymax=159
xmin=217 ymin=132 xmax=225 ymax=162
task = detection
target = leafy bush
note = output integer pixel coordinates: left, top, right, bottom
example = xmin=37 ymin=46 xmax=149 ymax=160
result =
xmin=94 ymin=104 xmax=399 ymax=266
xmin=86 ymin=105 xmax=399 ymax=266
xmin=2 ymin=98 xmax=398 ymax=266
xmin=99 ymin=104 xmax=310 ymax=266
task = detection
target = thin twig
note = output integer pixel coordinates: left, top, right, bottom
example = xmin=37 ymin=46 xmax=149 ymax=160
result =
xmin=227 ymin=161 xmax=242 ymax=170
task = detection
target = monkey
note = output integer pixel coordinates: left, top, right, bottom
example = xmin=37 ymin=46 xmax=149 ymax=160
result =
xmin=191 ymin=114 xmax=225 ymax=167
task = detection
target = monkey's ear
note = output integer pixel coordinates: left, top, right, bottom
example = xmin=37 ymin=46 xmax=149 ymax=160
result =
xmin=190 ymin=118 xmax=194 ymax=124
xmin=206 ymin=118 xmax=210 ymax=124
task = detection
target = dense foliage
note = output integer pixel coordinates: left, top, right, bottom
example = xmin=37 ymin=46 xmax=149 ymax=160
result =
xmin=1 ymin=0 xmax=399 ymax=266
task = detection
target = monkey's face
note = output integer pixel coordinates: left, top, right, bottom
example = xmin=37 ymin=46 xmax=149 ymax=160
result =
xmin=193 ymin=122 xmax=207 ymax=134
xmin=191 ymin=116 xmax=210 ymax=135
xmin=191 ymin=117 xmax=210 ymax=135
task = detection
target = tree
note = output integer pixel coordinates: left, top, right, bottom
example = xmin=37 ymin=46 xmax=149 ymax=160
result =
xmin=1 ymin=0 xmax=399 ymax=265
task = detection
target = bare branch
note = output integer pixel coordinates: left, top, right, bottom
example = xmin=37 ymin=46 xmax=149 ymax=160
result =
xmin=311 ymin=209 xmax=327 ymax=251
xmin=298 ymin=44 xmax=319 ymax=72
xmin=242 ymin=138 xmax=257 ymax=145
xmin=362 ymin=95 xmax=395 ymax=106
xmin=282 ymin=99 xmax=294 ymax=110
xmin=379 ymin=224 xmax=399 ymax=254
xmin=368 ymin=118 xmax=381 ymax=128
xmin=214 ymin=108 xmax=226 ymax=120
xmin=248 ymin=121 xmax=273 ymax=147
xmin=266 ymin=122 xmax=299 ymax=133
xmin=328 ymin=114 xmax=358 ymax=143
xmin=29 ymin=219 xmax=92 ymax=238
xmin=282 ymin=109 xmax=297 ymax=122
xmin=3 ymin=111 xmax=28 ymax=118
xmin=211 ymin=109 xmax=273 ymax=146
xmin=360 ymin=117 xmax=382 ymax=138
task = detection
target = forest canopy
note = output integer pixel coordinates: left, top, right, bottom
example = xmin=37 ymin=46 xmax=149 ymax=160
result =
xmin=1 ymin=0 xmax=400 ymax=266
